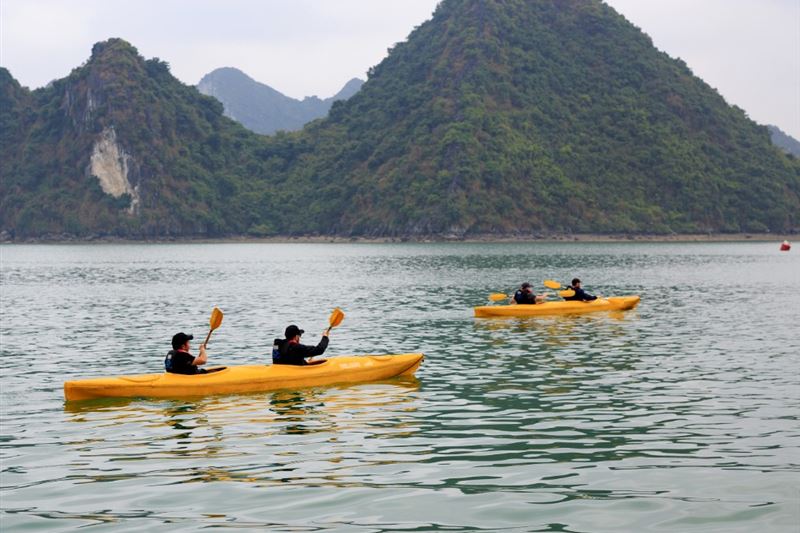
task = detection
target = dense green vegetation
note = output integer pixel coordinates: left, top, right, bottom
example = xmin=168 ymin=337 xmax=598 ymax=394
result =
xmin=1 ymin=0 xmax=798 ymax=239
xmin=197 ymin=68 xmax=363 ymax=135
xmin=1 ymin=40 xmax=284 ymax=238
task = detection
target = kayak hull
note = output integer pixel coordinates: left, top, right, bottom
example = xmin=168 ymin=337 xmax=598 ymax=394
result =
xmin=64 ymin=353 xmax=424 ymax=401
xmin=474 ymin=296 xmax=640 ymax=317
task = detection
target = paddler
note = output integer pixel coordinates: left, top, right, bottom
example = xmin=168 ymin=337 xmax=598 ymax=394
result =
xmin=165 ymin=332 xmax=209 ymax=374
xmin=512 ymin=282 xmax=545 ymax=305
xmin=272 ymin=325 xmax=329 ymax=365
xmin=563 ymin=278 xmax=598 ymax=301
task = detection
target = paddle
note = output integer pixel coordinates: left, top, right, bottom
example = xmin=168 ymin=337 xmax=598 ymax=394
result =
xmin=489 ymin=289 xmax=553 ymax=302
xmin=326 ymin=307 xmax=345 ymax=334
xmin=202 ymin=307 xmax=224 ymax=346
xmin=543 ymin=280 xmax=575 ymax=298
xmin=489 ymin=293 xmax=510 ymax=302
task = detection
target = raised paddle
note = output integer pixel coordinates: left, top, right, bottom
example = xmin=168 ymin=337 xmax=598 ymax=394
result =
xmin=202 ymin=307 xmax=224 ymax=346
xmin=326 ymin=307 xmax=345 ymax=334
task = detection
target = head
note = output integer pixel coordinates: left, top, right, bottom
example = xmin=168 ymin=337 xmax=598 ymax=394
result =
xmin=571 ymin=278 xmax=581 ymax=288
xmin=284 ymin=324 xmax=305 ymax=341
xmin=172 ymin=332 xmax=193 ymax=351
xmin=521 ymin=282 xmax=533 ymax=293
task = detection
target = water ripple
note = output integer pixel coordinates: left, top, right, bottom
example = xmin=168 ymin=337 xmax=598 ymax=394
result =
xmin=1 ymin=242 xmax=798 ymax=531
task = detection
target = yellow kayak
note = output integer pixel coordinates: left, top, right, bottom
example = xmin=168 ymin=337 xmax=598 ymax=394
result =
xmin=474 ymin=296 xmax=640 ymax=317
xmin=64 ymin=353 xmax=424 ymax=401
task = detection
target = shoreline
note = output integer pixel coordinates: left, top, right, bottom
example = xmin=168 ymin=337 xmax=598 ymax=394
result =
xmin=0 ymin=232 xmax=794 ymax=245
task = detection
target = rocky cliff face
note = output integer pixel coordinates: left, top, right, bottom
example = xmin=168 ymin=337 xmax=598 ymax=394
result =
xmin=88 ymin=127 xmax=139 ymax=214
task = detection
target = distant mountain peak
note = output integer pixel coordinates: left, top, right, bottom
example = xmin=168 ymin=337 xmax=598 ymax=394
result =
xmin=768 ymin=125 xmax=800 ymax=157
xmin=90 ymin=38 xmax=140 ymax=60
xmin=196 ymin=69 xmax=364 ymax=135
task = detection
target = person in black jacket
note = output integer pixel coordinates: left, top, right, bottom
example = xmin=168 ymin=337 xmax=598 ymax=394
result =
xmin=272 ymin=324 xmax=329 ymax=365
xmin=165 ymin=332 xmax=208 ymax=374
xmin=513 ymin=282 xmax=545 ymax=305
xmin=563 ymin=278 xmax=598 ymax=301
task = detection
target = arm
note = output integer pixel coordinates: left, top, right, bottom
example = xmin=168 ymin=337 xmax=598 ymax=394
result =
xmin=192 ymin=344 xmax=208 ymax=366
xmin=296 ymin=335 xmax=330 ymax=358
xmin=577 ymin=288 xmax=597 ymax=301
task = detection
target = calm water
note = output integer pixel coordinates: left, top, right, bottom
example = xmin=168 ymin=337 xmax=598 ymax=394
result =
xmin=0 ymin=242 xmax=798 ymax=532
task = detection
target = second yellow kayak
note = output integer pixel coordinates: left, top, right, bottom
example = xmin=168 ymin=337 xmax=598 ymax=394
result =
xmin=474 ymin=296 xmax=640 ymax=317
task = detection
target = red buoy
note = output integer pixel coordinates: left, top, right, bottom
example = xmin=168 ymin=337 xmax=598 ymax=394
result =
xmin=780 ymin=240 xmax=791 ymax=251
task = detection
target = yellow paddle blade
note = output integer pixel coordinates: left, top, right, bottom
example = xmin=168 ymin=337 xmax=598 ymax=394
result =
xmin=209 ymin=307 xmax=224 ymax=330
xmin=544 ymin=280 xmax=562 ymax=290
xmin=559 ymin=289 xmax=575 ymax=298
xmin=489 ymin=293 xmax=509 ymax=301
xmin=329 ymin=307 xmax=345 ymax=329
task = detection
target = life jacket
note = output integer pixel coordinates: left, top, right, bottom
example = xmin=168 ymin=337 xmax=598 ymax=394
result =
xmin=514 ymin=289 xmax=537 ymax=304
xmin=165 ymin=349 xmax=176 ymax=372
xmin=272 ymin=338 xmax=299 ymax=363
xmin=272 ymin=339 xmax=284 ymax=363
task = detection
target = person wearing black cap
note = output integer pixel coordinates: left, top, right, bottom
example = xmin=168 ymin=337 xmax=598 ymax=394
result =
xmin=164 ymin=332 xmax=209 ymax=374
xmin=563 ymin=278 xmax=598 ymax=302
xmin=513 ymin=282 xmax=545 ymax=305
xmin=272 ymin=325 xmax=329 ymax=365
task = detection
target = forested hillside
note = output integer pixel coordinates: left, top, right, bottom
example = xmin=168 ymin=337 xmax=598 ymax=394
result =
xmin=0 ymin=40 xmax=282 ymax=238
xmin=1 ymin=0 xmax=798 ymax=240
xmin=274 ymin=0 xmax=799 ymax=235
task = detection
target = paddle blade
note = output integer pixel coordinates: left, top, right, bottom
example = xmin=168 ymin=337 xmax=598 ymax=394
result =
xmin=209 ymin=307 xmax=224 ymax=331
xmin=329 ymin=308 xmax=345 ymax=329
xmin=489 ymin=293 xmax=509 ymax=301
xmin=544 ymin=280 xmax=562 ymax=290
xmin=559 ymin=289 xmax=575 ymax=298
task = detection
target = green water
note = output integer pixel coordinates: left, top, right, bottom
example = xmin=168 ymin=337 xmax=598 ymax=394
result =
xmin=1 ymin=242 xmax=798 ymax=532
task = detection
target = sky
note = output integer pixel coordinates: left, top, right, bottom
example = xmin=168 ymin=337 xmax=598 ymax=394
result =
xmin=1 ymin=0 xmax=798 ymax=138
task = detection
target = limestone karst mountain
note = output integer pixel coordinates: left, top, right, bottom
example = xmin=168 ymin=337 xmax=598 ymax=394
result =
xmin=1 ymin=0 xmax=798 ymax=240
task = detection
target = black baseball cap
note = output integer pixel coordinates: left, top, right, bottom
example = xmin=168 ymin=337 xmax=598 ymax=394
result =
xmin=521 ymin=282 xmax=532 ymax=289
xmin=172 ymin=332 xmax=193 ymax=349
xmin=285 ymin=325 xmax=304 ymax=338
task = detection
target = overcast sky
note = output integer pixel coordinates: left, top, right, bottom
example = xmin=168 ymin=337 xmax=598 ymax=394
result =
xmin=1 ymin=0 xmax=798 ymax=138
